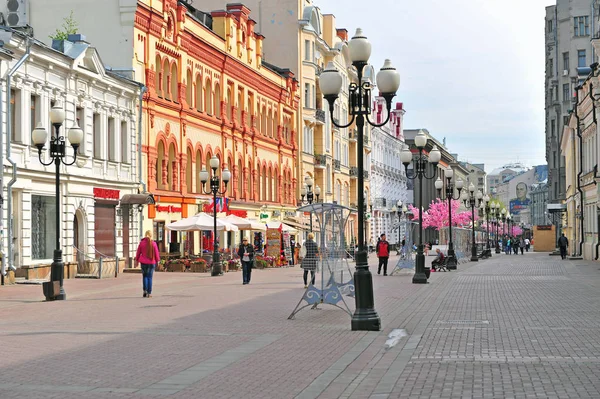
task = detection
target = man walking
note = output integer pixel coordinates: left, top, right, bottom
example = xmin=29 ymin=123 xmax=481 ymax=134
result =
xmin=558 ymin=233 xmax=569 ymax=260
xmin=376 ymin=233 xmax=390 ymax=276
xmin=238 ymin=237 xmax=255 ymax=284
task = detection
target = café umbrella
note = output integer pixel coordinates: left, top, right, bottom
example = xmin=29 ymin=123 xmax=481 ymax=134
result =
xmin=166 ymin=212 xmax=239 ymax=232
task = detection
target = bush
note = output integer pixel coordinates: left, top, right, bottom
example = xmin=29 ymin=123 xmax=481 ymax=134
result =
xmin=254 ymin=259 xmax=268 ymax=269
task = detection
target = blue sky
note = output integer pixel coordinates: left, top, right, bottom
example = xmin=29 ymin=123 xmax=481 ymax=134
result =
xmin=316 ymin=0 xmax=551 ymax=173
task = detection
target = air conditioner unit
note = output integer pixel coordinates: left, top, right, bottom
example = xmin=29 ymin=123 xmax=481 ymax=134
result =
xmin=563 ymin=69 xmax=569 ymax=77
xmin=2 ymin=0 xmax=27 ymax=27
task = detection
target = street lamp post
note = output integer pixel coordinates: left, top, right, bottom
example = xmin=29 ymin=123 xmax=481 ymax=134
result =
xmin=501 ymin=208 xmax=507 ymax=239
xmin=199 ymin=156 xmax=231 ymax=276
xmin=494 ymin=206 xmax=501 ymax=254
xmin=299 ymin=175 xmax=321 ymax=233
xmin=401 ymin=133 xmax=442 ymax=283
xmin=391 ymin=200 xmax=408 ymax=252
xmin=32 ymin=104 xmax=83 ymax=301
xmin=434 ymin=168 xmax=463 ymax=269
xmin=320 ymin=28 xmax=400 ymax=331
xmin=463 ymin=183 xmax=483 ymax=262
xmin=483 ymin=195 xmax=491 ymax=257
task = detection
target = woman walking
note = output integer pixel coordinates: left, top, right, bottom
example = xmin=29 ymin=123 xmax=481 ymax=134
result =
xmin=135 ymin=230 xmax=160 ymax=298
xmin=301 ymin=233 xmax=319 ymax=288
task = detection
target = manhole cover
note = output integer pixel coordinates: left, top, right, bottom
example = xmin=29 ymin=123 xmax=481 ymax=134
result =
xmin=436 ymin=320 xmax=490 ymax=325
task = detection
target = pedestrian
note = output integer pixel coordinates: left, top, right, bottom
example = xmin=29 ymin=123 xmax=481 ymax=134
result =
xmin=505 ymin=237 xmax=511 ymax=255
xmin=525 ymin=237 xmax=530 ymax=252
xmin=294 ymin=242 xmax=301 ymax=265
xmin=238 ymin=237 xmax=255 ymax=285
xmin=519 ymin=237 xmax=525 ymax=255
xmin=376 ymin=233 xmax=390 ymax=276
xmin=431 ymin=248 xmax=446 ymax=271
xmin=558 ymin=233 xmax=569 ymax=260
xmin=301 ymin=233 xmax=319 ymax=288
xmin=135 ymin=230 xmax=160 ymax=298
xmin=513 ymin=237 xmax=519 ymax=255
xmin=399 ymin=235 xmax=406 ymax=257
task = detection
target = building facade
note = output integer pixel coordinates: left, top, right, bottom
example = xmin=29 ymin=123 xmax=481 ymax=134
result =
xmin=544 ymin=1 xmax=593 ymax=214
xmin=370 ymin=100 xmax=407 ymax=245
xmin=30 ymin=0 xmax=300 ymax=252
xmin=0 ymin=30 xmax=140 ymax=273
xmin=459 ymin=161 xmax=486 ymax=194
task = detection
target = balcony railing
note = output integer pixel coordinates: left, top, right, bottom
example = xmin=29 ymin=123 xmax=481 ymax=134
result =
xmin=350 ymin=166 xmax=358 ymax=178
xmin=314 ymin=154 xmax=327 ymax=168
xmin=364 ymin=135 xmax=370 ymax=146
xmin=333 ymin=159 xmax=341 ymax=171
xmin=363 ymin=170 xmax=369 ymax=179
xmin=315 ymin=109 xmax=325 ymax=123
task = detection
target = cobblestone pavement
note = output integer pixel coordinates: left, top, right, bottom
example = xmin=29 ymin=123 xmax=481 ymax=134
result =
xmin=0 ymin=251 xmax=599 ymax=398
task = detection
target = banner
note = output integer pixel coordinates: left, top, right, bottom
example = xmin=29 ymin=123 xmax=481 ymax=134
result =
xmin=266 ymin=228 xmax=281 ymax=258
xmin=203 ymin=197 xmax=229 ymax=213
xmin=509 ymin=198 xmax=530 ymax=215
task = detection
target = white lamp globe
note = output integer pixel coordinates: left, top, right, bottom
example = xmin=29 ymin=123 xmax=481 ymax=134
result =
xmin=31 ymin=123 xmax=48 ymax=146
xmin=348 ymin=28 xmax=371 ymax=63
xmin=400 ymin=146 xmax=413 ymax=164
xmin=434 ymin=177 xmax=443 ymax=190
xmin=222 ymin=168 xmax=231 ymax=183
xmin=456 ymin=178 xmax=464 ymax=190
xmin=209 ymin=156 xmax=219 ymax=170
xmin=415 ymin=131 xmax=427 ymax=148
xmin=444 ymin=168 xmax=454 ymax=179
xmin=469 ymin=183 xmax=475 ymax=193
xmin=199 ymin=168 xmax=209 ymax=183
xmin=319 ymin=62 xmax=343 ymax=97
xmin=50 ymin=105 xmax=66 ymax=125
xmin=67 ymin=123 xmax=83 ymax=146
xmin=429 ymin=146 xmax=441 ymax=164
xmin=376 ymin=59 xmax=400 ymax=94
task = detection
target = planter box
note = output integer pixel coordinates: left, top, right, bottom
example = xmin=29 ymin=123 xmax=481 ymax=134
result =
xmin=189 ymin=262 xmax=207 ymax=273
xmin=166 ymin=262 xmax=186 ymax=272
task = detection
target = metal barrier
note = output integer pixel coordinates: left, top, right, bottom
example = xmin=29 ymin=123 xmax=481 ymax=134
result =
xmin=70 ymin=245 xmax=120 ymax=279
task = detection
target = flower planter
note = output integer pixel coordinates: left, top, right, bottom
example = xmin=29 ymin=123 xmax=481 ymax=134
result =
xmin=189 ymin=262 xmax=207 ymax=273
xmin=166 ymin=262 xmax=186 ymax=272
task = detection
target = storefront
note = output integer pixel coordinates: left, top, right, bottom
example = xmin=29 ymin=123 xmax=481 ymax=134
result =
xmin=93 ymin=188 xmax=119 ymax=258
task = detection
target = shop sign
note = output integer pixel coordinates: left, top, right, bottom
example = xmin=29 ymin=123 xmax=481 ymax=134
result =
xmin=536 ymin=225 xmax=552 ymax=230
xmin=285 ymin=211 xmax=296 ymax=217
xmin=93 ymin=187 xmax=120 ymax=200
xmin=260 ymin=213 xmax=269 ymax=219
xmin=228 ymin=209 xmax=248 ymax=218
xmin=156 ymin=205 xmax=182 ymax=213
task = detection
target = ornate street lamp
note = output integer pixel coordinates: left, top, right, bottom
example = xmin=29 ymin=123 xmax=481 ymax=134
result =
xmin=199 ymin=156 xmax=231 ymax=276
xmin=494 ymin=204 xmax=501 ymax=254
xmin=462 ymin=183 xmax=483 ymax=261
xmin=299 ymin=175 xmax=321 ymax=233
xmin=32 ymin=104 xmax=83 ymax=301
xmin=320 ymin=28 xmax=400 ymax=331
xmin=435 ymin=168 xmax=463 ymax=269
xmin=482 ymin=194 xmax=492 ymax=257
xmin=391 ymin=200 xmax=408 ymax=252
xmin=501 ymin=208 xmax=507 ymax=238
xmin=401 ymin=133 xmax=442 ymax=283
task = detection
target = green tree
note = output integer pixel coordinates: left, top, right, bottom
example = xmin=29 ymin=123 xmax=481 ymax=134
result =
xmin=49 ymin=11 xmax=78 ymax=41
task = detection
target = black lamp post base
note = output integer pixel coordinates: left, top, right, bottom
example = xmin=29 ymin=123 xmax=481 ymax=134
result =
xmin=351 ymin=312 xmax=381 ymax=331
xmin=211 ymin=252 xmax=222 ymax=276
xmin=412 ymin=272 xmax=429 ymax=284
xmin=446 ymin=257 xmax=457 ymax=270
xmin=351 ymin=252 xmax=381 ymax=331
xmin=470 ymin=256 xmax=479 ymax=262
xmin=495 ymin=248 xmax=501 ymax=254
xmin=43 ymin=250 xmax=66 ymax=301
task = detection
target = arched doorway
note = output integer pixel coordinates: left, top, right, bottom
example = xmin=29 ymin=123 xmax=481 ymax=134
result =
xmin=73 ymin=212 xmax=83 ymax=268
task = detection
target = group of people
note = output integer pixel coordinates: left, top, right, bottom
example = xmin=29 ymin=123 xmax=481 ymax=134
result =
xmin=501 ymin=236 xmax=530 ymax=255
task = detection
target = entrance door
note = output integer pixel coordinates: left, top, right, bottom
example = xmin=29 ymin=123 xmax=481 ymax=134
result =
xmin=123 ymin=207 xmax=130 ymax=261
xmin=73 ymin=214 xmax=80 ymax=266
xmin=94 ymin=204 xmax=116 ymax=257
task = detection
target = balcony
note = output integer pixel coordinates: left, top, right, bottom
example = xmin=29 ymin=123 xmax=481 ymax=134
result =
xmin=349 ymin=129 xmax=357 ymax=142
xmin=350 ymin=166 xmax=358 ymax=178
xmin=363 ymin=170 xmax=369 ymax=179
xmin=332 ymin=117 xmax=339 ymax=130
xmin=315 ymin=109 xmax=326 ymax=124
xmin=314 ymin=154 xmax=327 ymax=169
xmin=333 ymin=159 xmax=341 ymax=171
xmin=364 ymin=135 xmax=370 ymax=146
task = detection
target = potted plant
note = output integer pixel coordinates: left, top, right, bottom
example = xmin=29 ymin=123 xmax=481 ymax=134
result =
xmin=228 ymin=259 xmax=241 ymax=271
xmin=189 ymin=259 xmax=207 ymax=273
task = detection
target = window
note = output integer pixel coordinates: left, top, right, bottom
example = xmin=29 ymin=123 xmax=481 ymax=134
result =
xmin=312 ymin=84 xmax=316 ymax=108
xmin=312 ymin=42 xmax=315 ymax=62
xmin=31 ymin=195 xmax=56 ymax=260
xmin=578 ymin=50 xmax=586 ymax=68
xmin=563 ymin=116 xmax=569 ymax=126
xmin=93 ymin=113 xmax=102 ymax=159
xmin=10 ymin=89 xmax=21 ymax=142
xmin=563 ymin=52 xmax=569 ymax=72
xmin=108 ymin=117 xmax=117 ymax=161
xmin=304 ymin=83 xmax=310 ymax=108
xmin=548 ymin=58 xmax=553 ymax=76
xmin=563 ymin=83 xmax=570 ymax=102
xmin=30 ymin=95 xmax=40 ymax=134
xmin=547 ymin=19 xmax=553 ymax=32
xmin=121 ymin=121 xmax=129 ymax=164
xmin=551 ymin=119 xmax=555 ymax=138
xmin=574 ymin=16 xmax=589 ymax=37
xmin=304 ymin=40 xmax=310 ymax=61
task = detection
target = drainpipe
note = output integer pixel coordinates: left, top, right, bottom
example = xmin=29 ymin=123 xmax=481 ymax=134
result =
xmin=1 ymin=36 xmax=30 ymax=280
xmin=575 ymin=87 xmax=584 ymax=257
xmin=138 ymin=84 xmax=147 ymax=238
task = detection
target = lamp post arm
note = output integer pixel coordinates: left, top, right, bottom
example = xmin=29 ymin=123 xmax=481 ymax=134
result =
xmin=365 ymin=104 xmax=392 ymax=128
xmin=330 ymin=112 xmax=356 ymax=129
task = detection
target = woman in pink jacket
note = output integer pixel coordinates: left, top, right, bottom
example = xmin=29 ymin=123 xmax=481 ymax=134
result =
xmin=135 ymin=230 xmax=160 ymax=298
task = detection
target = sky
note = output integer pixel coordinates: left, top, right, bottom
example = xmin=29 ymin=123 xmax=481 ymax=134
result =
xmin=316 ymin=0 xmax=553 ymax=173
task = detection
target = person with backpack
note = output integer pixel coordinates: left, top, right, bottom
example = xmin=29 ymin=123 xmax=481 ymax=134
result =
xmin=376 ymin=233 xmax=390 ymax=276
xmin=237 ymin=237 xmax=255 ymax=285
xmin=135 ymin=230 xmax=160 ymax=298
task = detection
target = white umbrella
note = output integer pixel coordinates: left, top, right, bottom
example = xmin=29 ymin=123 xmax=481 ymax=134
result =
xmin=166 ymin=212 xmax=239 ymax=232
xmin=221 ymin=214 xmax=267 ymax=231
xmin=266 ymin=221 xmax=298 ymax=233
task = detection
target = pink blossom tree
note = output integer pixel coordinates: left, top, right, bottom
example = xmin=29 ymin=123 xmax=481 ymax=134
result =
xmin=421 ymin=199 xmax=476 ymax=230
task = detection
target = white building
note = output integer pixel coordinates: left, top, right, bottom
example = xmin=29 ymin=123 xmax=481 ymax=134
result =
xmin=370 ymin=99 xmax=407 ymax=245
xmin=0 ymin=30 xmax=141 ymax=276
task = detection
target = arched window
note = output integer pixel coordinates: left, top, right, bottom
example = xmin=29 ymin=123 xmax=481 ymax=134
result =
xmin=237 ymin=91 xmax=243 ymax=124
xmin=186 ymin=70 xmax=193 ymax=107
xmin=273 ymin=111 xmax=278 ymax=139
xmin=262 ymin=165 xmax=267 ymax=201
xmin=155 ymin=55 xmax=162 ymax=97
xmin=267 ymin=109 xmax=273 ymax=138
xmin=157 ymin=141 xmax=165 ymax=189
xmin=171 ymin=63 xmax=178 ymax=102
xmin=227 ymin=156 xmax=233 ymax=197
xmin=214 ymin=82 xmax=221 ymax=119
xmin=261 ymin=106 xmax=267 ymax=135
xmin=167 ymin=143 xmax=176 ymax=190
xmin=237 ymin=159 xmax=243 ymax=199
xmin=248 ymin=161 xmax=253 ymax=200
xmin=162 ymin=59 xmax=170 ymax=100
xmin=186 ymin=148 xmax=193 ymax=193
xmin=204 ymin=79 xmax=212 ymax=114
xmin=195 ymin=75 xmax=202 ymax=111
xmin=195 ymin=150 xmax=203 ymax=193
xmin=274 ymin=168 xmax=279 ymax=203
xmin=226 ymin=87 xmax=232 ymax=120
